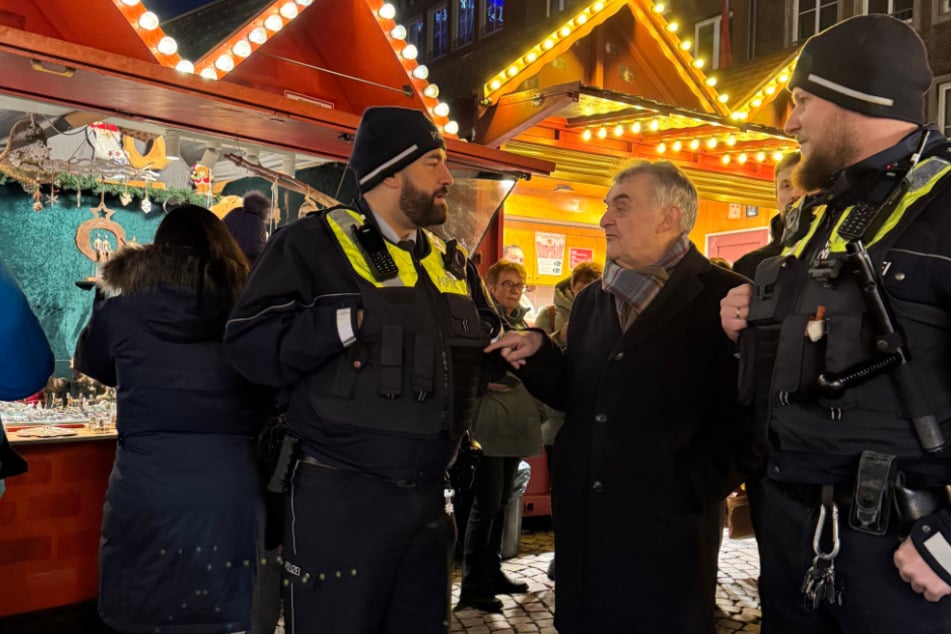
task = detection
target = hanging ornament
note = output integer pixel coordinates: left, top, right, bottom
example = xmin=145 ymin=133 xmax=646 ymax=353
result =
xmin=190 ymin=163 xmax=214 ymax=208
xmin=32 ymin=186 xmax=43 ymax=212
xmin=46 ymin=180 xmax=59 ymax=207
xmin=141 ymin=180 xmax=152 ymax=214
xmin=119 ymin=181 xmax=132 ymax=207
xmin=76 ymin=187 xmax=82 ymax=208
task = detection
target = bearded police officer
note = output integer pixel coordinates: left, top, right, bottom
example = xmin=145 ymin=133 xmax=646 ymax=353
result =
xmin=225 ymin=107 xmax=496 ymax=633
xmin=721 ymin=15 xmax=951 ymax=634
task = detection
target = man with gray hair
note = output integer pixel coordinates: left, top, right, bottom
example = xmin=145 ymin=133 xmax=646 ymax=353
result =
xmin=487 ymin=160 xmax=757 ymax=632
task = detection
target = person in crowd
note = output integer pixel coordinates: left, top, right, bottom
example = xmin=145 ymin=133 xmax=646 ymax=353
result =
xmin=536 ymin=260 xmax=602 ymax=349
xmin=223 ymin=191 xmax=271 ymax=266
xmin=458 ymin=259 xmax=543 ymax=613
xmin=75 ymin=205 xmax=268 ymax=633
xmin=224 ymin=106 xmax=498 ymax=634
xmin=720 ymin=15 xmax=951 ymax=633
xmin=534 ymin=259 xmax=602 ymax=581
xmin=502 ymin=244 xmax=525 ymax=266
xmin=488 ymin=160 xmax=755 ymax=633
xmin=0 ymin=257 xmax=54 ymax=496
xmin=732 ymin=151 xmax=803 ymax=279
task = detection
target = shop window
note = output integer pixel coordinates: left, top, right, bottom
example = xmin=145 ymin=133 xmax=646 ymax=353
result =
xmin=455 ymin=0 xmax=475 ymax=48
xmin=695 ymin=15 xmax=721 ymax=70
xmin=863 ymin=0 xmax=913 ymax=21
xmin=938 ymin=83 xmax=951 ymax=137
xmin=792 ymin=0 xmax=838 ymax=42
xmin=484 ymin=0 xmax=504 ymax=36
xmin=548 ymin=0 xmax=566 ymax=16
xmin=408 ymin=16 xmax=425 ymax=55
xmin=430 ymin=3 xmax=449 ymax=59
xmin=944 ymin=0 xmax=950 ymax=14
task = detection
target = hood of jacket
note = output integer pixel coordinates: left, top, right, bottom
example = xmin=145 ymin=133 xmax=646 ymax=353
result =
xmin=100 ymin=244 xmax=231 ymax=343
xmin=552 ymin=277 xmax=574 ymax=311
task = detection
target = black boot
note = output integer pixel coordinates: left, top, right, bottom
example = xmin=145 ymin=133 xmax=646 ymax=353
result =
xmin=455 ymin=589 xmax=503 ymax=613
xmin=488 ymin=569 xmax=529 ymax=594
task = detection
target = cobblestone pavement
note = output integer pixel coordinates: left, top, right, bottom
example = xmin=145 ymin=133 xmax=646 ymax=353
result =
xmin=449 ymin=526 xmax=762 ymax=634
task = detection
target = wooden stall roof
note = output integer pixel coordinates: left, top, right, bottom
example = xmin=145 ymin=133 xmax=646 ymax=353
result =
xmin=0 ymin=24 xmax=552 ymax=179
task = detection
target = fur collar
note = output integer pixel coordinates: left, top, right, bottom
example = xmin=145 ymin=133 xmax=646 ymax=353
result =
xmin=100 ymin=244 xmax=210 ymax=296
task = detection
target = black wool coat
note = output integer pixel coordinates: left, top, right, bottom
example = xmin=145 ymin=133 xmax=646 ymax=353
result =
xmin=519 ymin=245 xmax=757 ymax=634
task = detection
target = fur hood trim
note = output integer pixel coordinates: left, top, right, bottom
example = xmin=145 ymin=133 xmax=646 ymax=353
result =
xmin=100 ymin=244 xmax=211 ymax=296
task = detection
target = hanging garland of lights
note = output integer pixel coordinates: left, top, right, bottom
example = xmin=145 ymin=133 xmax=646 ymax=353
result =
xmin=0 ymin=173 xmax=214 ymax=207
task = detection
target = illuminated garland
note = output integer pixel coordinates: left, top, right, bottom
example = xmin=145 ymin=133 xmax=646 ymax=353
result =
xmin=0 ymin=173 xmax=214 ymax=207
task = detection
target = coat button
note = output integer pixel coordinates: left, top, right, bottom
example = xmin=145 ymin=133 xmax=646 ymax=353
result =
xmin=592 ymin=480 xmax=604 ymax=493
xmin=614 ymin=352 xmax=625 ymax=361
xmin=594 ymin=413 xmax=607 ymax=423
xmin=894 ymin=272 xmax=906 ymax=281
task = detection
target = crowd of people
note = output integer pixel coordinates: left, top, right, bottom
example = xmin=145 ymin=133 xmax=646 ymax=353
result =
xmin=5 ymin=12 xmax=951 ymax=634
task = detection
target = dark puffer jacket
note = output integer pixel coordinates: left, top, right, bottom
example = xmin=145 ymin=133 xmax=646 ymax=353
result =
xmin=75 ymin=245 xmax=268 ymax=633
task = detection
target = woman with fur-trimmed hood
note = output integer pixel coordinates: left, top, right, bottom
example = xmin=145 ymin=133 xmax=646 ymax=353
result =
xmin=75 ymin=205 xmax=269 ymax=633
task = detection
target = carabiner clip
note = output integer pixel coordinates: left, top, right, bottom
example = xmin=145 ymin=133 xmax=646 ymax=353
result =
xmin=812 ymin=502 xmax=841 ymax=561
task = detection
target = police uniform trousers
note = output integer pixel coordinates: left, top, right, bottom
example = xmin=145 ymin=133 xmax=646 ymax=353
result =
xmin=282 ymin=462 xmax=454 ymax=634
xmin=756 ymin=478 xmax=951 ymax=634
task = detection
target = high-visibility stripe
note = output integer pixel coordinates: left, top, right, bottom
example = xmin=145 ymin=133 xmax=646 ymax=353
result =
xmin=807 ymin=74 xmax=894 ymax=107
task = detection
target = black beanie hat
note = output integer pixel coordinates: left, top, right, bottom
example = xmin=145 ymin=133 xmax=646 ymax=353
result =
xmin=223 ymin=191 xmax=269 ymax=263
xmin=350 ymin=107 xmax=446 ymax=193
xmin=790 ymin=14 xmax=931 ymax=124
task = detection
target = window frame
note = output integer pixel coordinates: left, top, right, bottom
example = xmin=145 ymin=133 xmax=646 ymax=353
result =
xmin=407 ymin=15 xmax=425 ymax=58
xmin=860 ymin=0 xmax=914 ymax=22
xmin=938 ymin=81 xmax=951 ymax=138
xmin=791 ymin=0 xmax=839 ymax=43
xmin=428 ymin=2 xmax=449 ymax=60
xmin=482 ymin=0 xmax=505 ymax=37
xmin=453 ymin=0 xmax=476 ymax=50
xmin=694 ymin=15 xmax=721 ymax=71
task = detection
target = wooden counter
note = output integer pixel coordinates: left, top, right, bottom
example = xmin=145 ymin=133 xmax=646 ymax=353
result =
xmin=0 ymin=432 xmax=115 ymax=617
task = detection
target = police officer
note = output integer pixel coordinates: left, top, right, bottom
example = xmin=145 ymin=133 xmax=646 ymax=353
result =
xmin=224 ymin=107 xmax=496 ymax=634
xmin=721 ymin=15 xmax=951 ymax=634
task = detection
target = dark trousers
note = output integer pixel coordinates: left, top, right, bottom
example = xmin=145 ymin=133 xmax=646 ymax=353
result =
xmin=461 ymin=456 xmax=520 ymax=592
xmin=755 ymin=478 xmax=951 ymax=634
xmin=283 ymin=463 xmax=454 ymax=634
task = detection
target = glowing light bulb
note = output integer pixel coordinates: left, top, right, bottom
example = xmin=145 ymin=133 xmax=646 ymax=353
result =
xmin=693 ymin=58 xmax=705 ymax=68
xmin=232 ymin=40 xmax=252 ymax=58
xmin=402 ymin=45 xmax=418 ymax=60
xmin=200 ymin=67 xmax=218 ymax=80
xmin=120 ymin=0 xmax=140 ymax=5
xmin=726 ymin=135 xmax=736 ymax=146
xmin=751 ymin=98 xmax=763 ymax=108
xmin=657 ymin=142 xmax=666 ymax=154
xmin=423 ymin=84 xmax=440 ymax=98
xmin=249 ymin=27 xmax=268 ymax=44
xmin=264 ymin=14 xmax=284 ymax=31
xmin=672 ymin=140 xmax=682 ymax=152
xmin=738 ymin=153 xmax=748 ymax=164
xmin=582 ymin=129 xmax=592 ymax=141
xmin=444 ymin=120 xmax=459 ymax=135
xmin=434 ymin=102 xmax=450 ymax=117
xmin=613 ymin=124 xmax=624 ymax=136
xmin=156 ymin=36 xmax=178 ymax=55
xmin=680 ymin=40 xmax=692 ymax=50
xmin=593 ymin=1 xmax=605 ymax=10
xmin=543 ymin=38 xmax=555 ymax=50
xmin=526 ymin=51 xmax=538 ymax=63
xmin=649 ymin=119 xmax=660 ymax=131
xmin=630 ymin=122 xmax=642 ymax=134
xmin=756 ymin=152 xmax=766 ymax=162
xmin=215 ymin=54 xmax=235 ymax=72
xmin=577 ymin=13 xmax=588 ymax=24
xmin=175 ymin=60 xmax=194 ymax=73
xmin=280 ymin=3 xmax=298 ymax=19
xmin=706 ymin=138 xmax=718 ymax=149
xmin=138 ymin=11 xmax=159 ymax=30
xmin=507 ymin=65 xmax=519 ymax=77
xmin=667 ymin=22 xmax=679 ymax=32
xmin=722 ymin=154 xmax=731 ymax=164
xmin=705 ymin=76 xmax=717 ymax=87
xmin=778 ymin=73 xmax=789 ymax=83
xmin=597 ymin=127 xmax=607 ymax=139
xmin=378 ymin=3 xmax=396 ymax=20
xmin=689 ymin=139 xmax=700 ymax=150
xmin=391 ymin=25 xmax=407 ymax=40
xmin=412 ymin=65 xmax=429 ymax=80
xmin=489 ymin=79 xmax=502 ymax=91
xmin=773 ymin=150 xmax=784 ymax=161
xmin=718 ymin=93 xmax=729 ymax=103
xmin=296 ymin=0 xmax=313 ymax=5
xmin=653 ymin=3 xmax=665 ymax=12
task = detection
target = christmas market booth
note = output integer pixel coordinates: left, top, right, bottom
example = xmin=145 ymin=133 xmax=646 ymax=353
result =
xmin=472 ymin=0 xmax=798 ymax=310
xmin=0 ymin=0 xmax=552 ymax=624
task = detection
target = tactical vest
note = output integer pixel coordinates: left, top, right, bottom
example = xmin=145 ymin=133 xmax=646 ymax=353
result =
xmin=306 ymin=207 xmax=488 ymax=440
xmin=747 ymin=156 xmax=951 ymax=473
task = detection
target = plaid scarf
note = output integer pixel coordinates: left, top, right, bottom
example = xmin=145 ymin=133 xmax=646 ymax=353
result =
xmin=601 ymin=235 xmax=691 ymax=331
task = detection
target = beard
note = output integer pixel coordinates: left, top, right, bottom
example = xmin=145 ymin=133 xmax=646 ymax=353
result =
xmin=400 ymin=179 xmax=449 ymax=227
xmin=793 ymin=111 xmax=859 ymax=193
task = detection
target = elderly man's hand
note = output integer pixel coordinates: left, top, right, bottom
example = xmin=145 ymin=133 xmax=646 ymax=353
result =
xmin=894 ymin=537 xmax=951 ymax=602
xmin=484 ymin=331 xmax=544 ymax=369
xmin=720 ymin=284 xmax=752 ymax=343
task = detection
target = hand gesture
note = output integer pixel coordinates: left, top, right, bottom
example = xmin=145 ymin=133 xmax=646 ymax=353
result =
xmin=720 ymin=284 xmax=752 ymax=343
xmin=484 ymin=331 xmax=544 ymax=369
